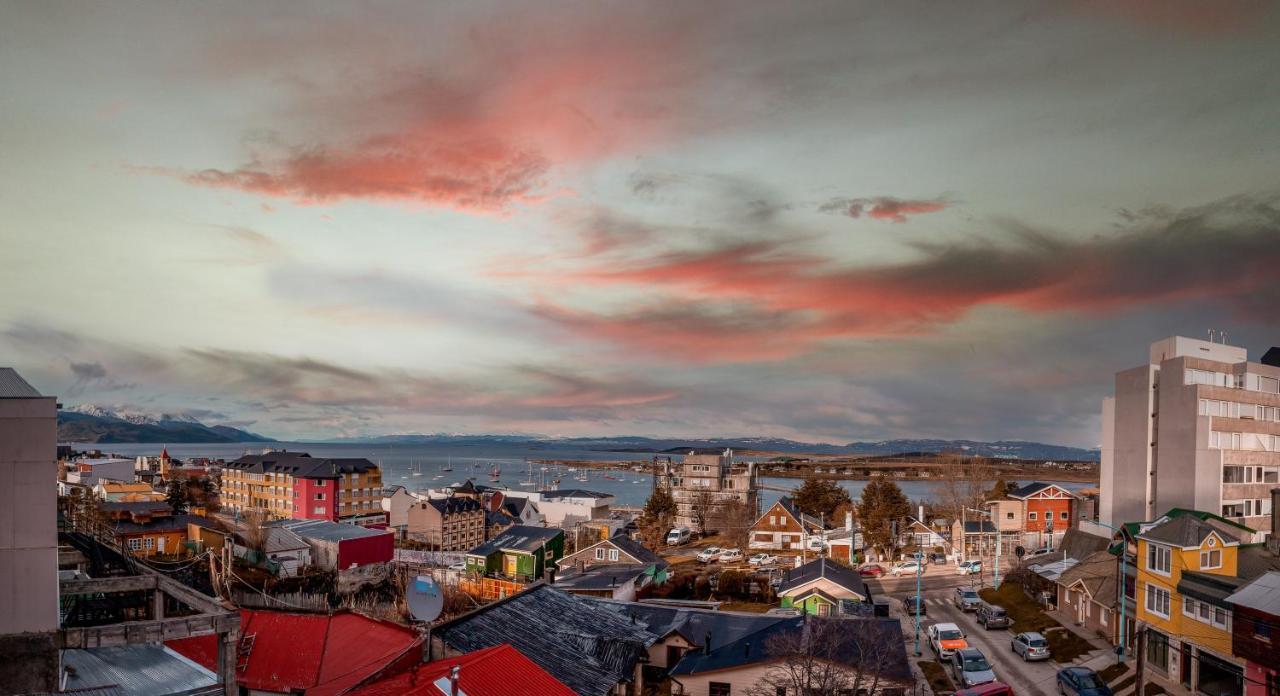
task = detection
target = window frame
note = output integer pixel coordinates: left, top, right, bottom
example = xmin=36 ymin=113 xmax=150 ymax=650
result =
xmin=1146 ymin=543 xmax=1172 ymax=576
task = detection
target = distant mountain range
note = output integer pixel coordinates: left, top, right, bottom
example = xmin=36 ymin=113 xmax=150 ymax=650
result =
xmin=321 ymin=433 xmax=1100 ymax=461
xmin=58 ymin=405 xmax=274 ymax=444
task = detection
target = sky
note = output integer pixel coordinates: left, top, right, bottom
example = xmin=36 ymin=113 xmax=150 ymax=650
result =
xmin=1 ymin=1 xmax=1278 ymax=446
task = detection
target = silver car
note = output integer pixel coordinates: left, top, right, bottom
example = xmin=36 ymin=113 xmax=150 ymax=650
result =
xmin=1010 ymin=631 xmax=1051 ymax=661
xmin=950 ymin=647 xmax=996 ymax=688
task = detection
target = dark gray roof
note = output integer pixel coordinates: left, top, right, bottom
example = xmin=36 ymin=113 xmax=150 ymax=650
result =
xmin=1139 ymin=515 xmax=1239 ymax=548
xmin=111 ymin=514 xmax=199 ymax=535
xmin=428 ymin=497 xmax=483 ymax=515
xmin=436 ymin=584 xmax=655 ymax=696
xmin=555 ymin=563 xmax=652 ymax=591
xmin=778 ymin=557 xmax=869 ymax=598
xmin=539 ymin=489 xmax=613 ymax=500
xmin=100 ymin=501 xmax=171 ymax=515
xmin=61 ymin=645 xmax=218 ymax=695
xmin=504 ymin=496 xmax=531 ymax=517
xmin=1178 ymin=570 xmax=1246 ymax=606
xmin=467 ymin=524 xmax=562 ymax=556
xmin=960 ymin=520 xmax=997 ymax=534
xmin=0 ymin=368 xmax=42 ymax=398
xmin=1057 ymin=528 xmax=1113 ymax=561
xmin=226 ymin=451 xmax=378 ymax=479
xmin=1226 ymin=571 xmax=1280 ymax=615
xmin=777 ymin=497 xmax=826 ymax=530
xmin=1008 ymin=482 xmax=1057 ymax=498
xmin=1237 ymin=544 xmax=1280 ymax=578
xmin=486 ymin=509 xmax=516 ymax=527
xmin=1261 ymin=346 xmax=1280 ymax=368
xmin=669 ymin=615 xmax=910 ymax=682
xmin=607 ymin=534 xmax=665 ymax=566
xmin=581 ymin=597 xmax=785 ymax=649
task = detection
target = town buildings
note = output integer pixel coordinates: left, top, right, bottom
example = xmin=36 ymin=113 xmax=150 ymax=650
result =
xmin=555 ymin=533 xmax=669 ymax=601
xmin=654 ymin=449 xmax=759 ymax=532
xmin=94 ymin=480 xmax=165 ymax=502
xmin=99 ymin=500 xmax=193 ymax=557
xmin=0 ymin=368 xmax=59 ymax=694
xmin=777 ymin=557 xmax=871 ymax=616
xmin=749 ymin=496 xmax=826 ymax=550
xmin=461 ymin=525 xmax=564 ymax=600
xmin=271 ymin=518 xmax=394 ymax=571
xmin=405 ymin=495 xmax=486 ymax=550
xmin=222 ymin=451 xmax=386 ymax=526
xmin=983 ymin=481 xmax=1078 ymax=550
xmin=534 ymin=488 xmax=613 ymax=527
xmin=61 ymin=455 xmax=134 ymax=494
xmin=1131 ymin=509 xmax=1278 ymax=693
xmin=1225 ymin=570 xmax=1280 ymax=696
xmin=349 ymin=643 xmax=576 ymax=696
xmin=1099 ymin=336 xmax=1280 ymax=532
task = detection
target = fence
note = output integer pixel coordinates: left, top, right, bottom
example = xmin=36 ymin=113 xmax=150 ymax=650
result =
xmin=395 ymin=549 xmax=465 ymax=567
xmin=230 ymin=589 xmax=394 ymax=616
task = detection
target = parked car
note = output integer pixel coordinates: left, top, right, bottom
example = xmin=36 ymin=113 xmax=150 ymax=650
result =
xmin=975 ymin=603 xmax=1010 ymax=630
xmin=928 ymin=552 xmax=949 ymax=565
xmin=748 ymin=552 xmax=778 ymax=566
xmin=719 ymin=548 xmax=744 ymax=563
xmin=696 ymin=547 xmax=723 ymax=563
xmin=954 ymin=683 xmax=1014 ymax=696
xmin=765 ymin=607 xmax=802 ymax=616
xmin=957 ymin=560 xmax=983 ymax=575
xmin=448 ymin=561 xmax=467 ymax=572
xmin=926 ymin=622 xmax=968 ymax=659
xmin=954 ymin=586 xmax=982 ymax=612
xmin=1056 ymin=666 xmax=1112 ymax=696
xmin=949 ymin=647 xmax=997 ymax=688
xmin=906 ymin=551 xmax=930 ymax=565
xmin=666 ymin=527 xmax=692 ymax=546
xmin=1011 ymin=632 xmax=1051 ymax=661
xmin=902 ymin=595 xmax=926 ymax=616
xmin=1025 ymin=547 xmax=1053 ymax=559
xmin=858 ymin=564 xmax=885 ymax=578
xmin=891 ymin=560 xmax=925 ymax=576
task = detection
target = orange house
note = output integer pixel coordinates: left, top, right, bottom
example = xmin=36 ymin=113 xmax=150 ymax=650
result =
xmin=100 ymin=501 xmax=191 ymax=557
xmin=1007 ymin=482 xmax=1076 ymax=535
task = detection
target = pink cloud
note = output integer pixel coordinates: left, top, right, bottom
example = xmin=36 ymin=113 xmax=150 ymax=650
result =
xmin=820 ymin=196 xmax=949 ymax=223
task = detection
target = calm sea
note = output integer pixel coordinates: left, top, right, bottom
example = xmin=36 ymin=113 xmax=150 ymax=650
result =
xmin=83 ymin=441 xmax=1093 ymax=509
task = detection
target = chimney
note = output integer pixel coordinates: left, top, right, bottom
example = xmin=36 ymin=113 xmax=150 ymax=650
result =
xmin=918 ymin=505 xmax=925 ymax=523
xmin=449 ymin=665 xmax=460 ymax=696
xmin=845 ymin=511 xmax=852 ymax=532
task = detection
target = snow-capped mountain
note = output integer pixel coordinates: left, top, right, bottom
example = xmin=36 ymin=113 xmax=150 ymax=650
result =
xmin=59 ymin=404 xmax=273 ymax=444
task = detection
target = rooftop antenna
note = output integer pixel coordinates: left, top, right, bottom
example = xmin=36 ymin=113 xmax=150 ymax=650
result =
xmin=1208 ymin=329 xmax=1217 ymax=343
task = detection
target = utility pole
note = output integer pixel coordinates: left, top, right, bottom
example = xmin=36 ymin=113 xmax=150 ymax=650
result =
xmin=1134 ymin=625 xmax=1146 ymax=695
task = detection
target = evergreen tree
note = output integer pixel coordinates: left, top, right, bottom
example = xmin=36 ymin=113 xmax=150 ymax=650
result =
xmin=858 ymin=479 xmax=911 ymax=558
xmin=792 ymin=476 xmax=852 ymax=520
xmin=165 ymin=478 xmax=188 ymax=514
xmin=643 ymin=486 xmax=678 ymax=520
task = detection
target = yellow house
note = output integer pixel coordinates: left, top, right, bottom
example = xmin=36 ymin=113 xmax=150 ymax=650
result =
xmin=1134 ymin=511 xmax=1255 ymax=692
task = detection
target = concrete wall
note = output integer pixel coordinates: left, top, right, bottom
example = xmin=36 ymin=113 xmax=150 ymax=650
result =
xmin=1155 ymin=357 xmax=1205 ymax=516
xmin=1103 ymin=365 xmax=1157 ymax=526
xmin=0 ymin=379 xmax=58 ymax=695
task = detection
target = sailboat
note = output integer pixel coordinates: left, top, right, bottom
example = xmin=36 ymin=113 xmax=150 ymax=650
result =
xmin=489 ymin=463 xmax=500 ymax=482
xmin=411 ymin=460 xmax=423 ymax=477
xmin=519 ymin=460 xmax=535 ymax=487
xmin=442 ymin=456 xmax=453 ymax=473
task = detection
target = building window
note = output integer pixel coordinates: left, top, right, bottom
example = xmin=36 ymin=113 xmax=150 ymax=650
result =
xmin=770 ymin=515 xmax=777 ymax=525
xmin=1146 ymin=544 xmax=1171 ymax=575
xmin=1145 ymin=584 xmax=1170 ymax=618
xmin=128 ymin=538 xmax=142 ymax=551
xmin=1060 ymin=511 xmax=1069 ymax=520
xmin=595 ymin=548 xmax=606 ymax=560
xmin=315 ymin=493 xmax=325 ymax=500
xmin=313 ymin=506 xmax=325 ymax=514
xmin=710 ymin=683 xmax=731 ymax=696
xmin=144 ymin=537 xmax=155 ymax=549
xmin=1006 ymin=512 xmax=1014 ymax=520
xmin=609 ymin=549 xmax=620 ymax=561
xmin=1028 ymin=512 xmax=1037 ymax=521
xmin=1201 ymin=549 xmax=1221 ymax=570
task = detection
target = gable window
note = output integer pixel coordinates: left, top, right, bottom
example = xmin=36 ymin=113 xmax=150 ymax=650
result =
xmin=770 ymin=515 xmax=777 ymax=525
xmin=595 ymin=548 xmax=606 ymax=560
xmin=1146 ymin=543 xmax=1171 ymax=575
xmin=710 ymin=683 xmax=732 ymax=696
xmin=609 ymin=549 xmax=620 ymax=561
xmin=1201 ymin=549 xmax=1221 ymax=570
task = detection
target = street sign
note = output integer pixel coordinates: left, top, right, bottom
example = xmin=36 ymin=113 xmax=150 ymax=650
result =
xmin=1015 ymin=545 xmax=1026 ymax=558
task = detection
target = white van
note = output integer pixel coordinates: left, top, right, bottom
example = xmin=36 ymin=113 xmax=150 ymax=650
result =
xmin=666 ymin=527 xmax=692 ymax=546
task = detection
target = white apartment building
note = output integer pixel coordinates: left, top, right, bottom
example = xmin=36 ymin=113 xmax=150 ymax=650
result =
xmin=654 ymin=449 xmax=758 ymax=533
xmin=1099 ymin=336 xmax=1280 ymax=533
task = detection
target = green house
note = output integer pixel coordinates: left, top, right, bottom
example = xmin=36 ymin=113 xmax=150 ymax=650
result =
xmin=777 ymin=558 xmax=870 ymax=617
xmin=464 ymin=525 xmax=565 ymax=582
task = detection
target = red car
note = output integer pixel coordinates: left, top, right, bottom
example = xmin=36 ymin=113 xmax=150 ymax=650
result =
xmin=858 ymin=564 xmax=885 ymax=578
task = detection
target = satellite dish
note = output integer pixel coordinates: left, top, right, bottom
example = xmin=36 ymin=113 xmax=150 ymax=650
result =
xmin=407 ymin=574 xmax=443 ymax=622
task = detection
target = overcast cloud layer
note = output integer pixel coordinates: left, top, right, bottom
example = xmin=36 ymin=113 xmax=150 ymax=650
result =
xmin=2 ymin=1 xmax=1277 ymax=446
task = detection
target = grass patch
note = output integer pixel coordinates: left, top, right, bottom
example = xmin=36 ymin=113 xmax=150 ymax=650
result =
xmin=717 ymin=601 xmax=774 ymax=613
xmin=1097 ymin=662 xmax=1129 ymax=684
xmin=978 ymin=584 xmax=1093 ymax=662
xmin=917 ymin=660 xmax=954 ymax=695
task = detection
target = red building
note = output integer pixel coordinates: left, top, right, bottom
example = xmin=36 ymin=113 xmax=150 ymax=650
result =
xmin=276 ymin=519 xmax=395 ymax=571
xmin=1008 ymin=482 xmax=1076 ymax=536
xmin=168 ymin=609 xmax=422 ymax=695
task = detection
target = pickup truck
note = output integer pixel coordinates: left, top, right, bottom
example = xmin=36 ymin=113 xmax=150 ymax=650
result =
xmin=926 ymin=622 xmax=969 ymax=659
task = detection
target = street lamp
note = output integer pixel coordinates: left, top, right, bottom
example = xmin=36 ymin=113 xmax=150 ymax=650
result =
xmin=1091 ymin=520 xmax=1129 ymax=665
xmin=965 ymin=507 xmax=1000 ymax=588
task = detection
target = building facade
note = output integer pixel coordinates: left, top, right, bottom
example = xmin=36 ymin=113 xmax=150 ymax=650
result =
xmin=1099 ymin=336 xmax=1280 ymax=531
xmin=405 ymin=496 xmax=485 ymax=551
xmin=221 ymin=451 xmax=385 ymax=525
xmin=749 ymin=497 xmax=824 ymax=550
xmin=653 ymin=449 xmax=758 ymax=533
xmin=0 ymin=369 xmax=59 ymax=695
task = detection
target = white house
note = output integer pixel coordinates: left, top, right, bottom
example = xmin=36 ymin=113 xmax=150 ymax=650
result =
xmin=63 ymin=457 xmax=134 ymax=490
xmin=381 ymin=486 xmax=427 ymax=532
xmin=533 ymin=489 xmax=614 ymax=527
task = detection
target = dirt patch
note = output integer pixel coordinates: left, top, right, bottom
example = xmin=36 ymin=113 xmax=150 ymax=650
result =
xmin=979 ymin=584 xmax=1093 ymax=662
xmin=918 ymin=659 xmax=954 ymax=694
xmin=1098 ymin=662 xmax=1129 ymax=684
xmin=718 ymin=601 xmax=775 ymax=613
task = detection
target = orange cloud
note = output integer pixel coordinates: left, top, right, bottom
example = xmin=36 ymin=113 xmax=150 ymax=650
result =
xmin=819 ymin=196 xmax=949 ymax=223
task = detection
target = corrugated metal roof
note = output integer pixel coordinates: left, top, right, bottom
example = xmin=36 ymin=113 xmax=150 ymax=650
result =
xmin=0 ymin=367 xmax=42 ymax=398
xmin=349 ymin=643 xmax=576 ymax=696
xmin=1226 ymin=570 xmax=1280 ymax=615
xmin=275 ymin=518 xmax=392 ymax=543
xmin=467 ymin=525 xmax=562 ymax=556
xmin=61 ymin=645 xmax=218 ymax=695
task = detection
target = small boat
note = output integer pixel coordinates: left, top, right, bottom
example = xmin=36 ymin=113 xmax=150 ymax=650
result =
xmin=567 ymin=467 xmax=577 ymax=472
xmin=574 ymin=474 xmax=589 ymax=482
xmin=603 ymin=473 xmax=618 ymax=481
xmin=442 ymin=455 xmax=453 ymax=473
xmin=411 ymin=460 xmax=423 ymax=477
xmin=489 ymin=464 xmax=500 ymax=482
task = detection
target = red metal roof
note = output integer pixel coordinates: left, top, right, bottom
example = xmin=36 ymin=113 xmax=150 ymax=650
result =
xmin=349 ymin=643 xmax=575 ymax=696
xmin=167 ymin=609 xmax=422 ymax=695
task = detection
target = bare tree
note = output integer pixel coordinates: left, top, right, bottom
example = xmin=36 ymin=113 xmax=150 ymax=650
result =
xmin=936 ymin=455 xmax=994 ymax=521
xmin=241 ymin=509 xmax=270 ymax=553
xmin=718 ymin=499 xmax=755 ymax=549
xmin=747 ymin=617 xmax=905 ymax=696
xmin=689 ymin=490 xmax=718 ymax=536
